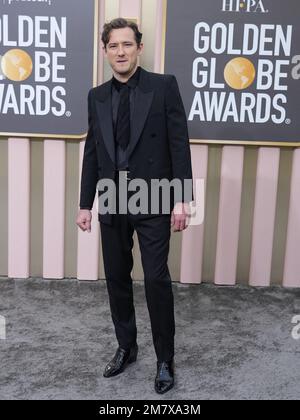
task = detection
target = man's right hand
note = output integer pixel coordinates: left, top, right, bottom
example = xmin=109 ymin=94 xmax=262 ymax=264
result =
xmin=76 ymin=209 xmax=92 ymax=233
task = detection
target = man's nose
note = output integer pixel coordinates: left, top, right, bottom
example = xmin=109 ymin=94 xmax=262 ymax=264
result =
xmin=117 ymin=46 xmax=125 ymax=55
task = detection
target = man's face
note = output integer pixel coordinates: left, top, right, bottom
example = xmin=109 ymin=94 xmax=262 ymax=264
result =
xmin=104 ymin=27 xmax=143 ymax=76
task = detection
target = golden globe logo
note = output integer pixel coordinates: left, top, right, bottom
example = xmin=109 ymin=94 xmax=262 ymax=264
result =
xmin=222 ymin=0 xmax=268 ymax=13
xmin=189 ymin=22 xmax=298 ymax=125
xmin=0 ymin=14 xmax=67 ymax=116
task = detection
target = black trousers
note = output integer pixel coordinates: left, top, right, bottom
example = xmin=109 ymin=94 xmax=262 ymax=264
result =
xmin=100 ymin=212 xmax=175 ymax=362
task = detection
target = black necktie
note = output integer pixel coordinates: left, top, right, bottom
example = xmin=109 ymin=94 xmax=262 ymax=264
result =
xmin=116 ymin=83 xmax=130 ymax=150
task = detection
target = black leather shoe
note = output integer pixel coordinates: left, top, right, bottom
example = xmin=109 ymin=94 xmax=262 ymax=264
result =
xmin=103 ymin=344 xmax=138 ymax=378
xmin=154 ymin=359 xmax=174 ymax=394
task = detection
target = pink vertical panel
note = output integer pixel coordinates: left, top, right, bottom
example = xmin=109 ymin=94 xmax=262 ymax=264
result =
xmin=249 ymin=147 xmax=280 ymax=287
xmin=77 ymin=141 xmax=100 ymax=281
xmin=180 ymin=145 xmax=208 ymax=284
xmin=214 ymin=146 xmax=244 ymax=285
xmin=154 ymin=0 xmax=164 ymax=73
xmin=76 ymin=0 xmax=104 ymax=281
xmin=43 ymin=140 xmax=66 ymax=279
xmin=283 ymin=148 xmax=300 ymax=287
xmin=119 ymin=0 xmax=141 ymax=18
xmin=8 ymin=138 xmax=30 ymax=279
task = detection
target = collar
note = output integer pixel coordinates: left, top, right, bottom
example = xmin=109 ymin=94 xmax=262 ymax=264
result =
xmin=112 ymin=66 xmax=141 ymax=91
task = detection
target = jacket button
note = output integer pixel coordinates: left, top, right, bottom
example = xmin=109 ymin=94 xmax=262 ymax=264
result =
xmin=151 ymin=133 xmax=157 ymax=138
xmin=95 ymin=140 xmax=99 ymax=145
xmin=148 ymin=158 xmax=154 ymax=164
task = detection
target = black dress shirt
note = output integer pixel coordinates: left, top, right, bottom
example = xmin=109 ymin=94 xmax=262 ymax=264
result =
xmin=111 ymin=66 xmax=141 ymax=170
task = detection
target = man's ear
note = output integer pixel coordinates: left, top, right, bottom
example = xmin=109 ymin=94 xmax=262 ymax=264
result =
xmin=138 ymin=43 xmax=144 ymax=56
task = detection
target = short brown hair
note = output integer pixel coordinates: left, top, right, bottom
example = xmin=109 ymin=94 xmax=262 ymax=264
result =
xmin=101 ymin=18 xmax=143 ymax=49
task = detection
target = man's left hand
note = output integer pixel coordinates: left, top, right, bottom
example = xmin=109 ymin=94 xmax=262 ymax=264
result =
xmin=171 ymin=202 xmax=190 ymax=232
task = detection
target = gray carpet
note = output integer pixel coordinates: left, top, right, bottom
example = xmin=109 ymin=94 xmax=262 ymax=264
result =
xmin=0 ymin=277 xmax=300 ymax=400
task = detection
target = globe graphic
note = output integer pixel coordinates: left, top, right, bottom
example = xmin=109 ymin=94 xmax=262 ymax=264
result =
xmin=224 ymin=57 xmax=256 ymax=90
xmin=0 ymin=55 xmax=4 ymax=80
xmin=1 ymin=49 xmax=33 ymax=82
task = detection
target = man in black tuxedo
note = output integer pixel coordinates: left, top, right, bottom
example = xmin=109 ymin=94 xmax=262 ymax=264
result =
xmin=77 ymin=18 xmax=193 ymax=394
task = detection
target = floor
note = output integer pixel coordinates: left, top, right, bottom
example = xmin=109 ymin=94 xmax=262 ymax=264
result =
xmin=0 ymin=277 xmax=300 ymax=400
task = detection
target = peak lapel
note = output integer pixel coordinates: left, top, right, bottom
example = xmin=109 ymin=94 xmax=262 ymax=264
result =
xmin=95 ymin=82 xmax=115 ymax=165
xmin=128 ymin=69 xmax=154 ymax=159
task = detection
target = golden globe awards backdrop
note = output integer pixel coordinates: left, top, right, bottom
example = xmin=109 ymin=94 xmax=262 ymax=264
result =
xmin=0 ymin=0 xmax=98 ymax=138
xmin=164 ymin=0 xmax=300 ymax=145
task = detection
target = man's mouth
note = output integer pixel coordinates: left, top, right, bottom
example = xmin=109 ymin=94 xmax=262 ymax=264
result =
xmin=116 ymin=60 xmax=128 ymax=63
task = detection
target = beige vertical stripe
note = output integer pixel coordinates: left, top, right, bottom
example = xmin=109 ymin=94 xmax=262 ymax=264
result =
xmin=180 ymin=145 xmax=208 ymax=284
xmin=0 ymin=139 xmax=8 ymax=277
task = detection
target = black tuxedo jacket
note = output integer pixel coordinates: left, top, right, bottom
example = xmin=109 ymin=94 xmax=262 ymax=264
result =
xmin=79 ymin=67 xmax=193 ymax=225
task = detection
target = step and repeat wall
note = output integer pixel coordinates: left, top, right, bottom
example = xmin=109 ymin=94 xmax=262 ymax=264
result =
xmin=0 ymin=0 xmax=299 ymax=287
xmin=165 ymin=0 xmax=300 ymax=144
